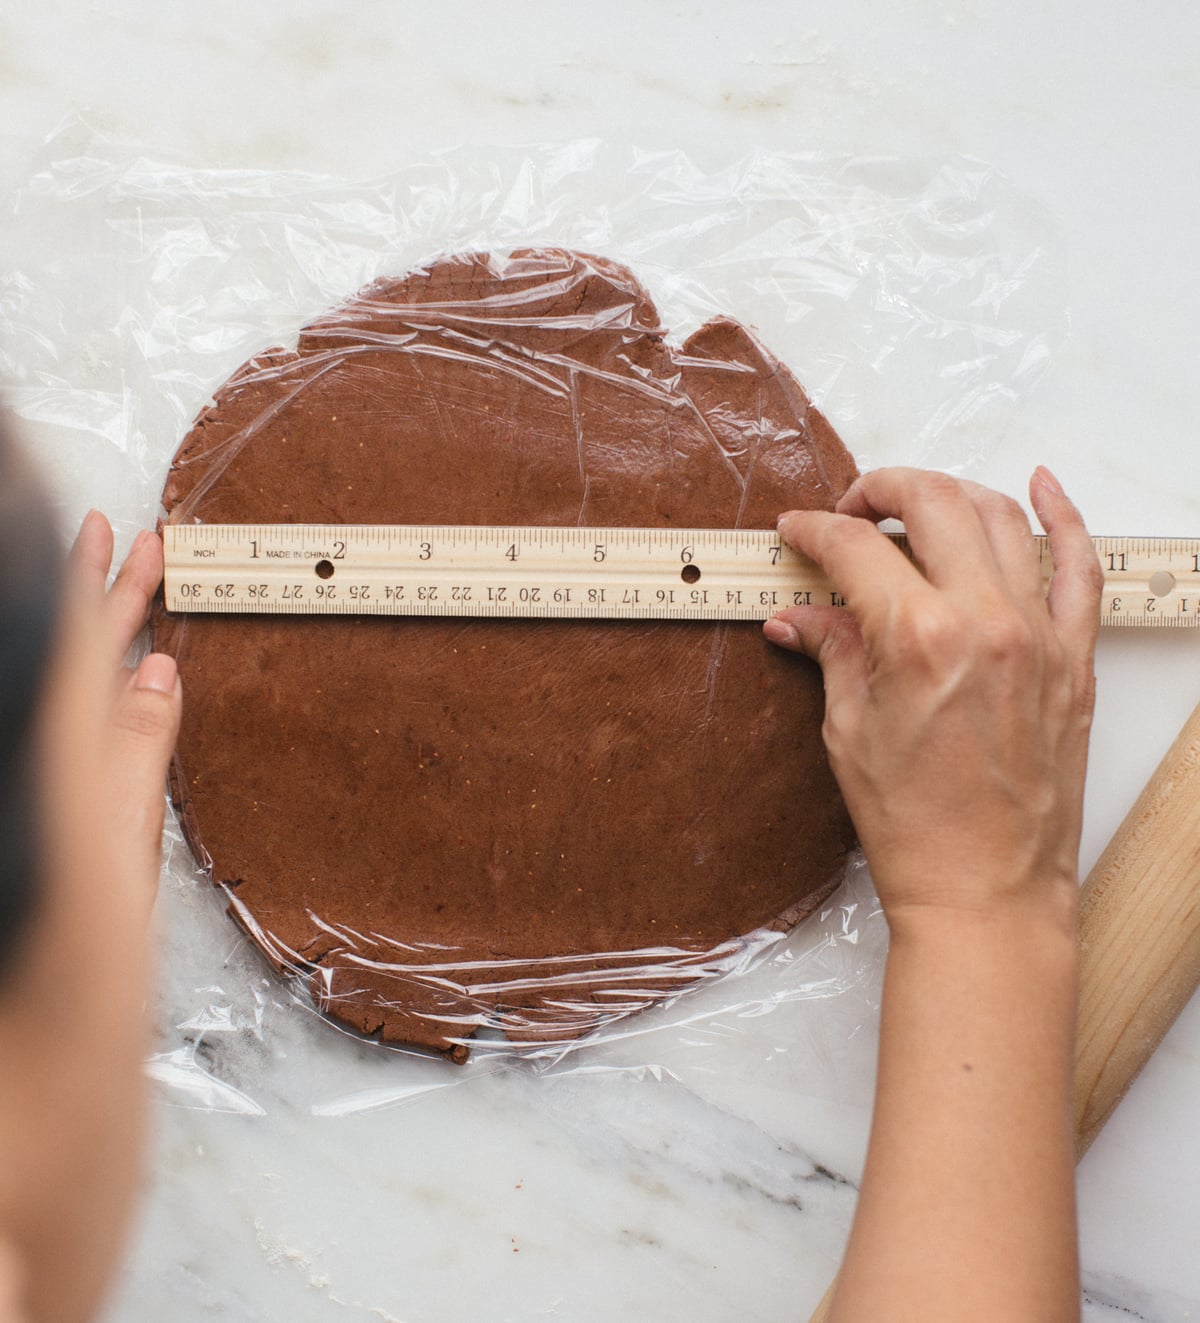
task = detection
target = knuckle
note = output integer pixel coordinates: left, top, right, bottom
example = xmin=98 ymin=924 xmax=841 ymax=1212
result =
xmin=1080 ymin=553 xmax=1105 ymax=597
xmin=1045 ymin=662 xmax=1096 ymax=737
xmin=822 ymin=707 xmax=850 ymax=751
xmin=809 ymin=514 xmax=871 ymax=566
xmin=818 ymin=618 xmax=859 ymax=667
xmin=977 ymin=610 xmax=1037 ymax=666
xmin=113 ymin=587 xmax=152 ymax=625
xmin=890 ymin=597 xmax=1042 ymax=683
xmin=992 ymin=493 xmax=1032 ymax=532
xmin=115 ymin=693 xmax=177 ymax=741
xmin=918 ymin=471 xmax=964 ymax=504
xmin=890 ymin=601 xmax=962 ymax=668
xmin=820 ymin=513 xmax=869 ymax=549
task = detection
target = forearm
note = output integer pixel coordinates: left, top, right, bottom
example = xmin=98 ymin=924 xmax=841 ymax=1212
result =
xmin=829 ymin=900 xmax=1080 ymax=1323
xmin=769 ymin=467 xmax=1099 ymax=1319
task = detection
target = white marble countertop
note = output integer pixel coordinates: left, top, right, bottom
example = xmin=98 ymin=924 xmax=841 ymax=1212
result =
xmin=2 ymin=3 xmax=1199 ymax=1320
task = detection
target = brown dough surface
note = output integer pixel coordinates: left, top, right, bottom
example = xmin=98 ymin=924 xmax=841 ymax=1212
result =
xmin=153 ymin=249 xmax=859 ymax=1059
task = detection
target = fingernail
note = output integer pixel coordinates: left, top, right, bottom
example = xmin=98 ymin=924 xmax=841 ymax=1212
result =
xmin=135 ymin=654 xmax=178 ymax=694
xmin=1034 ymin=466 xmax=1064 ymax=496
xmin=763 ymin=618 xmax=798 ymax=647
xmin=131 ymin=528 xmax=154 ymax=552
xmin=776 ymin=510 xmax=801 ymax=530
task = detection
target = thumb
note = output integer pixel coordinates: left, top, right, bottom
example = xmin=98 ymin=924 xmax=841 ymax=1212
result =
xmin=762 ymin=605 xmax=869 ymax=709
xmin=109 ymin=653 xmax=183 ymax=888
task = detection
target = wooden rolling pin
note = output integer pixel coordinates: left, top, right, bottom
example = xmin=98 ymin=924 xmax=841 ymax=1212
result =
xmin=1074 ymin=698 xmax=1200 ymax=1154
xmin=807 ymin=698 xmax=1200 ymax=1322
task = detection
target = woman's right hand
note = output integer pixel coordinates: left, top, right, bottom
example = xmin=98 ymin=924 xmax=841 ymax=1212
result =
xmin=763 ymin=465 xmax=1103 ymax=935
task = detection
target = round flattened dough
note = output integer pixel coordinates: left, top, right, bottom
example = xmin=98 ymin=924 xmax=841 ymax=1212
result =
xmin=154 ymin=249 xmax=859 ymax=1059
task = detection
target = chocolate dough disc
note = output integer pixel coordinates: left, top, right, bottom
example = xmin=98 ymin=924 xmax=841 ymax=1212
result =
xmin=154 ymin=249 xmax=859 ymax=1060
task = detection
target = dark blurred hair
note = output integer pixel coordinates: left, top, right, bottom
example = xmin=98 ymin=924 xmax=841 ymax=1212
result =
xmin=0 ymin=412 xmax=63 ymax=963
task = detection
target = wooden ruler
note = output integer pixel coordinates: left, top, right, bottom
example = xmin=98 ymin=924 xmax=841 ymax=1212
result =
xmin=162 ymin=524 xmax=1200 ymax=627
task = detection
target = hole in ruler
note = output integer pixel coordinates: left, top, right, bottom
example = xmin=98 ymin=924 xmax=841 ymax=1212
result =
xmin=680 ymin=564 xmax=701 ymax=584
xmin=314 ymin=559 xmax=335 ymax=580
xmin=1149 ymin=570 xmax=1176 ymax=597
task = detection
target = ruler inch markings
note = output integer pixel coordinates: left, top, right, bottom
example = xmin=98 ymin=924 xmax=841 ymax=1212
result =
xmin=161 ymin=524 xmax=1200 ymax=628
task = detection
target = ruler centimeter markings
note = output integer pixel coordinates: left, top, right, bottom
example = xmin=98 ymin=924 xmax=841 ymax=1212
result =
xmin=161 ymin=524 xmax=1200 ymax=628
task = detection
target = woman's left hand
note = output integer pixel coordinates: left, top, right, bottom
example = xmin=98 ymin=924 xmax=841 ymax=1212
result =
xmin=66 ymin=511 xmax=182 ymax=912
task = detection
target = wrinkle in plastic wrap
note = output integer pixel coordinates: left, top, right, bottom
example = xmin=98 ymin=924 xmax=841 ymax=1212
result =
xmin=151 ymin=246 xmax=861 ymax=1063
xmin=0 ymin=127 xmax=1067 ymax=1113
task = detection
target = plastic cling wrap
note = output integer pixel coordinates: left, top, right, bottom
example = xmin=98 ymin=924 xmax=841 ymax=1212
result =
xmin=152 ymin=246 xmax=861 ymax=1061
xmin=0 ymin=127 xmax=1066 ymax=1110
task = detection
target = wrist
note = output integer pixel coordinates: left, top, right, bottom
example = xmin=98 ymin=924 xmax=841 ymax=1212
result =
xmin=882 ymin=877 xmax=1081 ymax=954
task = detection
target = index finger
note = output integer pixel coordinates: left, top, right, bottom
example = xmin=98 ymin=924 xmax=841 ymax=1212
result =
xmin=67 ymin=508 xmax=115 ymax=602
xmin=102 ymin=529 xmax=165 ymax=662
xmin=837 ymin=467 xmax=1007 ymax=596
xmin=776 ymin=507 xmax=929 ymax=641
